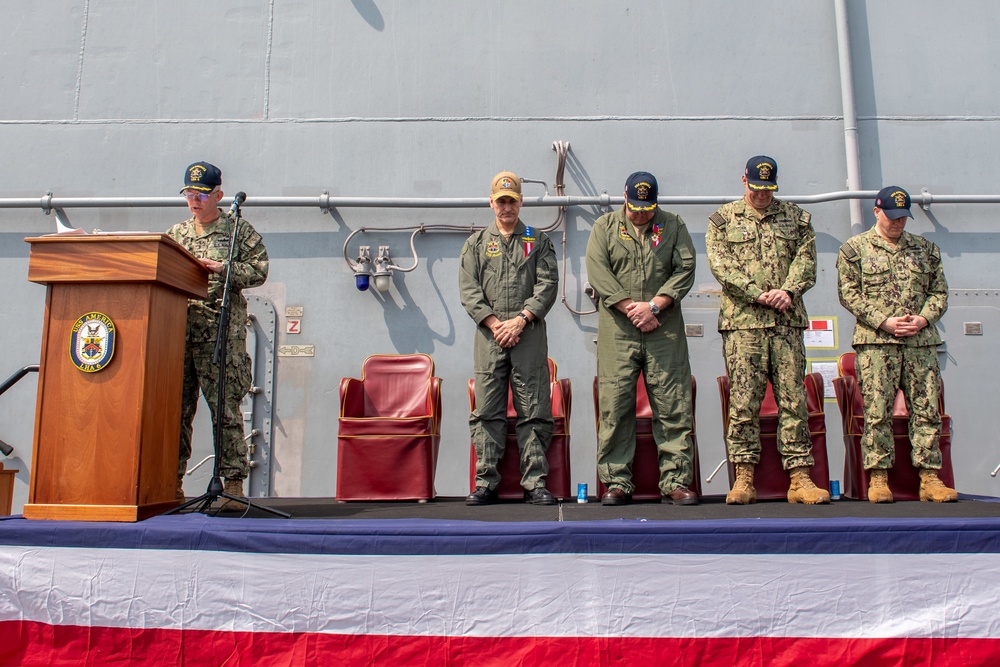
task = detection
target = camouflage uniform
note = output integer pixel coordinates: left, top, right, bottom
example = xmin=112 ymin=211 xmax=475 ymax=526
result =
xmin=706 ymin=198 xmax=816 ymax=469
xmin=836 ymin=227 xmax=948 ymax=470
xmin=585 ymin=207 xmax=697 ymax=495
xmin=166 ymin=211 xmax=269 ymax=481
xmin=459 ymin=220 xmax=558 ymax=491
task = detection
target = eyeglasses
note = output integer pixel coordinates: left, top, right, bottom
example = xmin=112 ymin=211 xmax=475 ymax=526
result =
xmin=182 ymin=190 xmax=216 ymax=202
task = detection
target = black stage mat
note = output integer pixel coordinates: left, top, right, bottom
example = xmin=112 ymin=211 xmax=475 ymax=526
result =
xmin=202 ymin=494 xmax=1000 ymax=522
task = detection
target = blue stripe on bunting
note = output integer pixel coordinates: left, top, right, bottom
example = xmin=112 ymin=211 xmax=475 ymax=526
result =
xmin=2 ymin=514 xmax=1000 ymax=556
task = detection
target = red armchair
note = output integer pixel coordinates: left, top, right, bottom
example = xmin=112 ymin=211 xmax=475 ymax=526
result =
xmin=832 ymin=351 xmax=955 ymax=500
xmin=467 ymin=358 xmax=572 ymax=500
xmin=717 ymin=372 xmax=830 ymax=500
xmin=592 ymin=374 xmax=703 ymax=500
xmin=337 ymin=354 xmax=441 ymax=501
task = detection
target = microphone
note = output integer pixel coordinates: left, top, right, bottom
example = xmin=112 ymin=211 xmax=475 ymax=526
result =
xmin=228 ymin=191 xmax=247 ymax=217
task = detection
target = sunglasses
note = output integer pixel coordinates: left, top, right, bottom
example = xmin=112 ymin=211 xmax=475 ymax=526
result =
xmin=182 ymin=190 xmax=216 ymax=202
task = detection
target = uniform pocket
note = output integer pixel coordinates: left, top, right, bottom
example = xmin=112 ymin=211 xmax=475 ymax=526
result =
xmin=903 ymin=252 xmax=933 ymax=291
xmin=726 ymin=224 xmax=759 ymax=262
xmin=772 ymin=222 xmax=799 ymax=260
xmin=861 ymin=256 xmax=891 ymax=294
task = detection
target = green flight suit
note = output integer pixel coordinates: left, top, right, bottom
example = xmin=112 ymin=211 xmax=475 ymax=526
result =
xmin=706 ymin=198 xmax=816 ymax=470
xmin=836 ymin=227 xmax=949 ymax=470
xmin=167 ymin=211 xmax=269 ymax=481
xmin=459 ymin=220 xmax=558 ymax=491
xmin=585 ymin=207 xmax=696 ymax=495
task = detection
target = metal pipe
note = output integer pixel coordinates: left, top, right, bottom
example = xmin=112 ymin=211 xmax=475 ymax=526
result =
xmin=0 ymin=364 xmax=39 ymax=397
xmin=834 ymin=0 xmax=866 ymax=235
xmin=3 ymin=190 xmax=1000 ymax=215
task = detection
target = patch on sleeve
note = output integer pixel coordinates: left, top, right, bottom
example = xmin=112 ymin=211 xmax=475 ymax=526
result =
xmin=839 ymin=242 xmax=858 ymax=260
xmin=709 ymin=212 xmax=727 ymax=228
xmin=245 ymin=230 xmax=263 ymax=248
xmin=799 ymin=210 xmax=811 ymax=225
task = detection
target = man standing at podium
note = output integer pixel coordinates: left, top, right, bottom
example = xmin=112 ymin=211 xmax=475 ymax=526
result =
xmin=167 ymin=162 xmax=269 ymax=504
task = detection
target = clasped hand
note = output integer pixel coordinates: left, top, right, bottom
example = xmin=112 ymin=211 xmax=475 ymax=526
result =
xmin=622 ymin=300 xmax=661 ymax=333
xmin=491 ymin=316 xmax=525 ymax=348
xmin=881 ymin=314 xmax=927 ymax=337
xmin=757 ymin=289 xmax=792 ymax=313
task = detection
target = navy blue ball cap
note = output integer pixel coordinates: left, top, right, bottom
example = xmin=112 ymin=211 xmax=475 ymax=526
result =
xmin=745 ymin=155 xmax=778 ymax=191
xmin=181 ymin=161 xmax=222 ymax=193
xmin=625 ymin=171 xmax=658 ymax=211
xmin=875 ymin=186 xmax=912 ymax=220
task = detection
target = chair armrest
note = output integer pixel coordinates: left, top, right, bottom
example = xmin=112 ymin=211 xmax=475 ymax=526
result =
xmin=591 ymin=377 xmax=600 ymax=434
xmin=553 ymin=378 xmax=572 ymax=420
xmin=429 ymin=377 xmax=443 ymax=430
xmin=716 ymin=376 xmax=731 ymax=431
xmin=340 ymin=377 xmax=366 ymax=418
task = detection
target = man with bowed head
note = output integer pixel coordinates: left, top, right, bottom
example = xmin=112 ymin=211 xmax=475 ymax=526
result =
xmin=460 ymin=171 xmax=559 ymax=506
xmin=167 ymin=162 xmax=269 ymax=507
xmin=836 ymin=186 xmax=957 ymax=503
xmin=706 ymin=155 xmax=830 ymax=505
xmin=586 ymin=171 xmax=699 ymax=506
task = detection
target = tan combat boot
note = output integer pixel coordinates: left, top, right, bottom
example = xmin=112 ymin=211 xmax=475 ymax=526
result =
xmin=919 ymin=469 xmax=958 ymax=503
xmin=867 ymin=468 xmax=894 ymax=503
xmin=787 ymin=467 xmax=831 ymax=504
xmin=726 ymin=463 xmax=757 ymax=505
xmin=213 ymin=478 xmax=247 ymax=511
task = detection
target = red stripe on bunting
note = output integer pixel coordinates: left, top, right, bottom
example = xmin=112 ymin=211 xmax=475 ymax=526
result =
xmin=1 ymin=621 xmax=998 ymax=667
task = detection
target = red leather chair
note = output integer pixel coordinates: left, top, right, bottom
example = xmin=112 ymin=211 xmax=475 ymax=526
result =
xmin=592 ymin=374 xmax=703 ymax=500
xmin=337 ymin=354 xmax=441 ymax=501
xmin=832 ymin=351 xmax=954 ymax=500
xmin=467 ymin=358 xmax=572 ymax=500
xmin=717 ymin=373 xmax=830 ymax=500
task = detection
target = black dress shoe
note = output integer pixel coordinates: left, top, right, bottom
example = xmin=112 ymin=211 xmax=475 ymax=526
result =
xmin=662 ymin=487 xmax=699 ymax=506
xmin=524 ymin=487 xmax=557 ymax=505
xmin=601 ymin=487 xmax=631 ymax=506
xmin=466 ymin=486 xmax=498 ymax=506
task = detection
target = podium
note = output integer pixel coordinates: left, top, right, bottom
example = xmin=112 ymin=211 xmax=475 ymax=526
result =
xmin=0 ymin=462 xmax=16 ymax=516
xmin=23 ymin=234 xmax=208 ymax=521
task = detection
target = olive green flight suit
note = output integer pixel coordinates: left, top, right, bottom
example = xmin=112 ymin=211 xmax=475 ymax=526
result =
xmin=585 ymin=207 xmax=696 ymax=495
xmin=459 ymin=220 xmax=558 ymax=491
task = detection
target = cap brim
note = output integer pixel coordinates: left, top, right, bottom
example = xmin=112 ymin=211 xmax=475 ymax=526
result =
xmin=490 ymin=192 xmax=521 ymax=201
xmin=881 ymin=207 xmax=911 ymax=220
xmin=747 ymin=181 xmax=778 ymax=192
xmin=181 ymin=184 xmax=214 ymax=193
xmin=626 ymin=199 xmax=657 ymax=211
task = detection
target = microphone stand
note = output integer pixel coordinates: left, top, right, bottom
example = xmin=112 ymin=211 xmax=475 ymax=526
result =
xmin=168 ymin=199 xmax=290 ymax=518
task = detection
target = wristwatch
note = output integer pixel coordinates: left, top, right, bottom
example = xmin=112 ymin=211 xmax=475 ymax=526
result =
xmin=518 ymin=313 xmax=530 ymax=323
xmin=648 ymin=301 xmax=660 ymax=315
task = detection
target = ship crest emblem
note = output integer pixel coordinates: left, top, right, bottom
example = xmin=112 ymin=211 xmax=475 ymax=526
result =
xmin=70 ymin=312 xmax=116 ymax=373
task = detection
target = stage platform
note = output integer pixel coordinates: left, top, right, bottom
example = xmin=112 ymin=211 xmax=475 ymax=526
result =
xmin=190 ymin=492 xmax=1000 ymax=521
xmin=2 ymin=495 xmax=1000 ymax=666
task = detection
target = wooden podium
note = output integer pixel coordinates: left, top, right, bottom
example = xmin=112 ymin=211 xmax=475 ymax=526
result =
xmin=23 ymin=234 xmax=208 ymax=521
